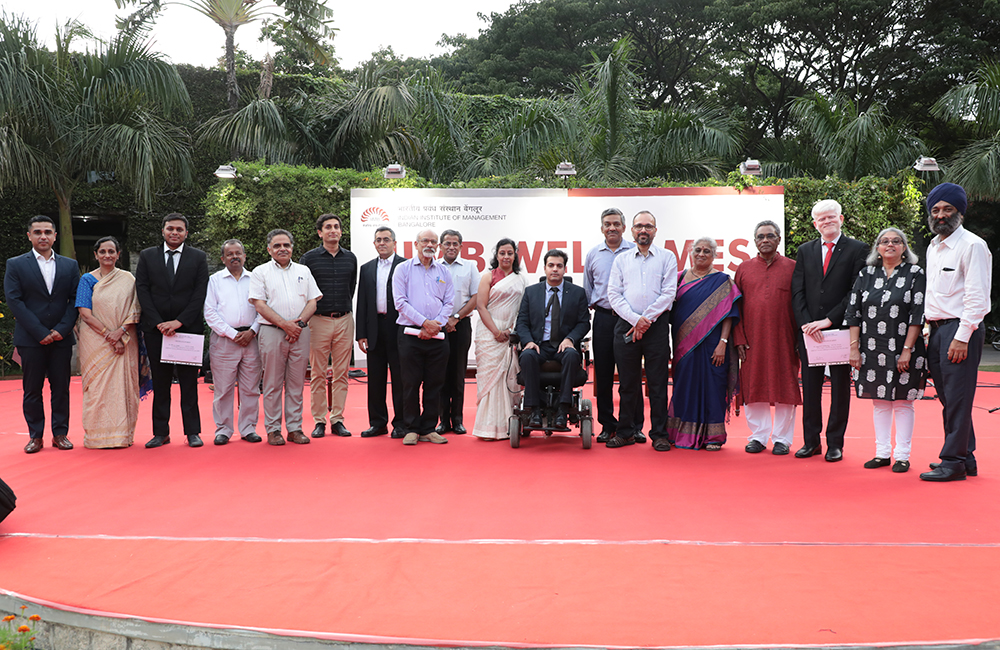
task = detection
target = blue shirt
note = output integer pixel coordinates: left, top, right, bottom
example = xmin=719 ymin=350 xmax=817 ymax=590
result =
xmin=392 ymin=257 xmax=455 ymax=327
xmin=583 ymin=239 xmax=637 ymax=309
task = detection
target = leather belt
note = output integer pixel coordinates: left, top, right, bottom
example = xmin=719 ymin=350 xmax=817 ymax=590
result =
xmin=377 ymin=313 xmax=388 ymax=319
xmin=316 ymin=311 xmax=349 ymax=318
xmin=928 ymin=318 xmax=959 ymax=330
xmin=234 ymin=326 xmax=252 ymax=332
xmin=594 ymin=306 xmax=614 ymax=315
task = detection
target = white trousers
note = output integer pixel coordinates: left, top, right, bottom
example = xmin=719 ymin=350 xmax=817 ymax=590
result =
xmin=745 ymin=403 xmax=796 ymax=446
xmin=871 ymin=399 xmax=914 ymax=461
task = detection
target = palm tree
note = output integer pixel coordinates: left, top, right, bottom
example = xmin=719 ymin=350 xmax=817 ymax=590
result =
xmin=0 ymin=13 xmax=193 ymax=258
xmin=116 ymin=0 xmax=334 ymax=111
xmin=789 ymin=93 xmax=925 ymax=180
xmin=932 ymin=61 xmax=1000 ymax=200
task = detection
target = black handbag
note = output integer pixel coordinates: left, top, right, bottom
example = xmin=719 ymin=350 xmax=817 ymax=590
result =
xmin=0 ymin=476 xmax=16 ymax=524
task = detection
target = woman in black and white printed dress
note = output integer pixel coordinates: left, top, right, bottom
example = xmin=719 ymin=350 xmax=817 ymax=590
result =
xmin=847 ymin=227 xmax=927 ymax=473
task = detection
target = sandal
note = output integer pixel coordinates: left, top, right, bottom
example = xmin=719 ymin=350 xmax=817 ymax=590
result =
xmin=705 ymin=443 xmax=723 ymax=451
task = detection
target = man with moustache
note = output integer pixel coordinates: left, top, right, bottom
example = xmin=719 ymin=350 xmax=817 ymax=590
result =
xmin=4 ymin=215 xmax=80 ymax=454
xmin=356 ymin=227 xmax=406 ymax=438
xmin=607 ymin=211 xmax=677 ymax=450
xmin=393 ymin=229 xmax=454 ymax=445
xmin=516 ymin=249 xmax=591 ymax=430
xmin=733 ymin=220 xmax=801 ymax=455
xmin=204 ymin=239 xmax=262 ymax=445
xmin=791 ymin=199 xmax=868 ymax=462
xmin=300 ymin=214 xmax=358 ymax=439
xmin=920 ymin=183 xmax=993 ymax=482
xmin=250 ymin=230 xmax=322 ymax=446
xmin=436 ymin=229 xmax=479 ymax=435
xmin=583 ymin=207 xmax=645 ymax=444
xmin=136 ymin=213 xmax=210 ymax=448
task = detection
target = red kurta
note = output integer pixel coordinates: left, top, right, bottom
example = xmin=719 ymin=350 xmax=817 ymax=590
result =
xmin=733 ymin=254 xmax=802 ymax=406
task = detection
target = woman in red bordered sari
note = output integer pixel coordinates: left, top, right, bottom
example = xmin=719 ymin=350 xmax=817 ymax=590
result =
xmin=667 ymin=237 xmax=742 ymax=450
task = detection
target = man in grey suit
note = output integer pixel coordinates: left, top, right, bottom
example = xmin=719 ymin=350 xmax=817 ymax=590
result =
xmin=515 ymin=249 xmax=591 ymax=430
xmin=4 ymin=215 xmax=80 ymax=454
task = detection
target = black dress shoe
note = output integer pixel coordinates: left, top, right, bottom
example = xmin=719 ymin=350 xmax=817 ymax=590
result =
xmin=824 ymin=447 xmax=843 ymax=462
xmin=145 ymin=436 xmax=170 ymax=449
xmin=187 ymin=434 xmax=204 ymax=448
xmin=435 ymin=422 xmax=450 ymax=435
xmin=863 ymin=457 xmax=890 ymax=469
xmin=390 ymin=428 xmax=406 ymax=439
xmin=554 ymin=408 xmax=569 ymax=430
xmin=634 ymin=431 xmax=647 ymax=444
xmin=361 ymin=426 xmax=389 ymax=438
xmin=527 ymin=409 xmax=543 ymax=428
xmin=214 ymin=434 xmax=229 ymax=446
xmin=452 ymin=422 xmax=467 ymax=435
xmin=772 ymin=442 xmax=790 ymax=455
xmin=311 ymin=423 xmax=326 ymax=438
xmin=24 ymin=438 xmax=43 ymax=454
xmin=242 ymin=433 xmax=262 ymax=443
xmin=597 ymin=430 xmax=613 ymax=444
xmin=795 ymin=444 xmax=822 ymax=458
xmin=920 ymin=466 xmax=967 ymax=482
xmin=745 ymin=440 xmax=766 ymax=454
xmin=929 ymin=462 xmax=977 ymax=477
xmin=331 ymin=421 xmax=352 ymax=437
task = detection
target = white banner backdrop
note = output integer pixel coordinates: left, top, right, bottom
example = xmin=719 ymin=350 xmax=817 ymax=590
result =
xmin=350 ymin=186 xmax=785 ymax=365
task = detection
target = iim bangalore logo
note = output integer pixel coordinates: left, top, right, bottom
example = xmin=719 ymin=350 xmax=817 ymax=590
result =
xmin=361 ymin=206 xmax=390 ymax=223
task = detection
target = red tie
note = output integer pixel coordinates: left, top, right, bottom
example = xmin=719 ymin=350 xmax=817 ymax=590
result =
xmin=822 ymin=241 xmax=834 ymax=275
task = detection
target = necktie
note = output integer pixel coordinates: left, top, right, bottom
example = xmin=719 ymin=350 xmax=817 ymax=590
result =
xmin=546 ymin=286 xmax=561 ymax=342
xmin=822 ymin=241 xmax=834 ymax=275
xmin=166 ymin=250 xmax=177 ymax=284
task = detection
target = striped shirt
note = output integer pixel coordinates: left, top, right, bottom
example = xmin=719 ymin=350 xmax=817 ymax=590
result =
xmin=300 ymin=246 xmax=357 ymax=314
xmin=608 ymin=245 xmax=678 ymax=326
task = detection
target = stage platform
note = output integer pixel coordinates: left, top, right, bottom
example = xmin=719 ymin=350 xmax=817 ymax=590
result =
xmin=2 ymin=369 xmax=1000 ymax=650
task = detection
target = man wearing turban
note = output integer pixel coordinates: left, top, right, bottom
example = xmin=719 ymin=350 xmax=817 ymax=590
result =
xmin=920 ymin=183 xmax=993 ymax=482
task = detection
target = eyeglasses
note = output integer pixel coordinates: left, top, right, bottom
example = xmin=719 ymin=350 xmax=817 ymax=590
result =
xmin=878 ymin=238 xmax=904 ymax=246
xmin=692 ymin=247 xmax=714 ymax=255
xmin=418 ymin=238 xmax=438 ymax=246
xmin=633 ymin=224 xmax=655 ymax=231
xmin=441 ymin=241 xmax=461 ymax=247
xmin=755 ymin=233 xmax=778 ymax=241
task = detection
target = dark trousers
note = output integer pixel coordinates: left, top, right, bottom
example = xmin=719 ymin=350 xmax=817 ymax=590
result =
xmin=440 ymin=317 xmax=472 ymax=426
xmin=519 ymin=341 xmax=580 ymax=408
xmin=367 ymin=317 xmax=404 ymax=430
xmin=928 ymin=320 xmax=982 ymax=471
xmin=799 ymin=335 xmax=851 ymax=450
xmin=18 ymin=345 xmax=72 ymax=439
xmin=614 ymin=317 xmax=670 ymax=440
xmin=145 ymin=331 xmax=202 ymax=437
xmin=397 ymin=330 xmax=449 ymax=434
xmin=592 ymin=309 xmax=643 ymax=433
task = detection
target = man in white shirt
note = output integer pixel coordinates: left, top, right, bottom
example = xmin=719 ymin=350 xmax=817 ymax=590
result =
xmin=607 ymin=211 xmax=678 ymax=451
xmin=437 ymin=229 xmax=479 ymax=435
xmin=920 ymin=183 xmax=993 ymax=482
xmin=204 ymin=239 xmax=262 ymax=445
xmin=250 ymin=229 xmax=323 ymax=446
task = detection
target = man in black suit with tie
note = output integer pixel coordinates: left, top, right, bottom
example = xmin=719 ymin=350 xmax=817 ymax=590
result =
xmin=4 ymin=216 xmax=80 ymax=454
xmin=515 ymin=249 xmax=591 ymax=430
xmin=136 ymin=213 xmax=210 ymax=448
xmin=791 ymin=199 xmax=869 ymax=462
xmin=356 ymin=226 xmax=406 ymax=438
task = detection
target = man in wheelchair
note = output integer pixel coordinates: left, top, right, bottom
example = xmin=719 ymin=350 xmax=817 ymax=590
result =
xmin=515 ymin=249 xmax=591 ymax=430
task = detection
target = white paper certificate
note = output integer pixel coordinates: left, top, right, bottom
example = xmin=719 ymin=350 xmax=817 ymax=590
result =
xmin=803 ymin=328 xmax=851 ymax=367
xmin=160 ymin=333 xmax=205 ymax=366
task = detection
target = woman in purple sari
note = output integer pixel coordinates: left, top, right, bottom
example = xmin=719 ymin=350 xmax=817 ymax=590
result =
xmin=667 ymin=237 xmax=742 ymax=450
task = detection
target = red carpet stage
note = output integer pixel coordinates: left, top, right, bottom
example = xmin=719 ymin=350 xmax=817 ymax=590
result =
xmin=2 ymin=371 xmax=999 ymax=648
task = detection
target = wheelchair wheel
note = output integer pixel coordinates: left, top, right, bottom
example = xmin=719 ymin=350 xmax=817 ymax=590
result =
xmin=509 ymin=416 xmax=521 ymax=448
xmin=580 ymin=398 xmax=593 ymax=449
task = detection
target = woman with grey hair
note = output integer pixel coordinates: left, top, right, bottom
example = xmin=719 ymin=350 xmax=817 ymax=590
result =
xmin=846 ymin=227 xmax=927 ymax=473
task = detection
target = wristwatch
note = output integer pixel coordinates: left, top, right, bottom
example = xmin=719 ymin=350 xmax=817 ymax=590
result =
xmin=296 ymin=320 xmax=308 ymax=328
xmin=452 ymin=312 xmax=462 ymax=320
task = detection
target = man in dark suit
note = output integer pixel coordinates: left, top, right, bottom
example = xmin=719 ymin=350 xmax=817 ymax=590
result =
xmin=4 ymin=215 xmax=80 ymax=454
xmin=791 ymin=199 xmax=869 ymax=462
xmin=356 ymin=226 xmax=406 ymax=438
xmin=515 ymin=249 xmax=591 ymax=430
xmin=136 ymin=213 xmax=210 ymax=448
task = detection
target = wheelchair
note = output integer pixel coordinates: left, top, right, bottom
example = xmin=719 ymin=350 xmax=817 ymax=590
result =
xmin=507 ymin=332 xmax=594 ymax=449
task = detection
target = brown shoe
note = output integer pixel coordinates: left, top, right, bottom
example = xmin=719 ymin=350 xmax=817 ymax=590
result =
xmin=24 ymin=438 xmax=43 ymax=454
xmin=402 ymin=432 xmax=419 ymax=445
xmin=419 ymin=432 xmax=449 ymax=444
xmin=52 ymin=435 xmax=74 ymax=450
xmin=287 ymin=430 xmax=310 ymax=444
xmin=267 ymin=431 xmax=286 ymax=446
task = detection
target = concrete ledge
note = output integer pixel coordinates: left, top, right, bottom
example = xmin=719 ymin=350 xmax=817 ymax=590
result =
xmin=2 ymin=593 xmax=999 ymax=650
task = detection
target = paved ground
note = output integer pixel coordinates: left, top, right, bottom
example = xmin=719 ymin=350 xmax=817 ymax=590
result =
xmin=981 ymin=341 xmax=1000 ymax=367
